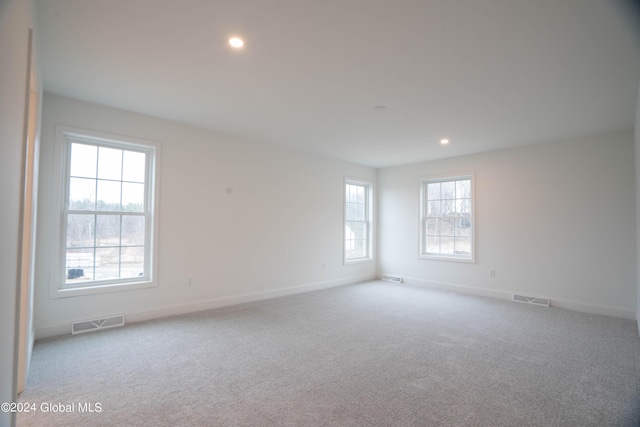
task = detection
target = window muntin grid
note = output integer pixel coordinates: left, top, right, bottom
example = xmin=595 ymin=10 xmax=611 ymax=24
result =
xmin=421 ymin=176 xmax=473 ymax=261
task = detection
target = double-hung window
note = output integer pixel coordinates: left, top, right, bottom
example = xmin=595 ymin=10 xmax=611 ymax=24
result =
xmin=52 ymin=126 xmax=160 ymax=297
xmin=344 ymin=178 xmax=373 ymax=263
xmin=420 ymin=173 xmax=474 ymax=262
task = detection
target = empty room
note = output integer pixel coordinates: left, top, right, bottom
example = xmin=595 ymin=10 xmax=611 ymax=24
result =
xmin=2 ymin=0 xmax=640 ymax=426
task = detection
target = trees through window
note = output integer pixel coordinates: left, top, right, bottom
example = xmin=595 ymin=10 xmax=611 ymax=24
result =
xmin=345 ymin=179 xmax=373 ymax=263
xmin=53 ymin=127 xmax=159 ymax=296
xmin=420 ymin=174 xmax=474 ymax=262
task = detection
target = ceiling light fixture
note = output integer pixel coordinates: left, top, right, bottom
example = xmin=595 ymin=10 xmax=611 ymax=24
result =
xmin=229 ymin=37 xmax=244 ymax=48
xmin=440 ymin=138 xmax=450 ymax=145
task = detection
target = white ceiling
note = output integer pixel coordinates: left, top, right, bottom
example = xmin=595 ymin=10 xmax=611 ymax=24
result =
xmin=36 ymin=0 xmax=640 ymax=168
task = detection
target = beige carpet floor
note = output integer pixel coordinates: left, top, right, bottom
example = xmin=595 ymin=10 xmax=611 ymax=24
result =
xmin=18 ymin=281 xmax=640 ymax=426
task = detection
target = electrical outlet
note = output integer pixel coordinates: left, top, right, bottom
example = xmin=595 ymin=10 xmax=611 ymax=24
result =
xmin=187 ymin=277 xmax=193 ymax=286
xmin=489 ymin=269 xmax=495 ymax=278
xmin=322 ymin=263 xmax=326 ymax=270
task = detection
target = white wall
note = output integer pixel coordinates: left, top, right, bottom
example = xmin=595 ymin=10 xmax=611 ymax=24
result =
xmin=35 ymin=93 xmax=376 ymax=337
xmin=0 ymin=0 xmax=37 ymax=426
xmin=635 ymin=83 xmax=640 ymax=334
xmin=379 ymin=131 xmax=636 ymax=319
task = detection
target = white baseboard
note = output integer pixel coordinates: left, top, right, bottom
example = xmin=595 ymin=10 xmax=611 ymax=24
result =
xmin=402 ymin=276 xmax=513 ymax=302
xmin=550 ymin=297 xmax=636 ymax=320
xmin=35 ymin=274 xmax=376 ymax=340
xmin=402 ymin=276 xmax=636 ymax=320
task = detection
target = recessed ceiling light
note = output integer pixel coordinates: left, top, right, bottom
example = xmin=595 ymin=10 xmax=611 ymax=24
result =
xmin=229 ymin=37 xmax=244 ymax=48
xmin=440 ymin=138 xmax=450 ymax=145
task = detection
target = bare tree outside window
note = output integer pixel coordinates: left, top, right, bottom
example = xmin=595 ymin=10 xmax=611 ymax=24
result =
xmin=344 ymin=180 xmax=373 ymax=263
xmin=421 ymin=175 xmax=474 ymax=262
xmin=65 ymin=141 xmax=149 ymax=285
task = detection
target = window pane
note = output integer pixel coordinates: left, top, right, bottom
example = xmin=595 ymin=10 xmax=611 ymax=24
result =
xmin=344 ymin=181 xmax=371 ymax=261
xmin=345 ymin=244 xmax=354 ymax=258
xmin=346 ymin=239 xmax=366 ymax=258
xmin=426 ymin=218 xmax=439 ymax=235
xmin=70 ymin=143 xmax=97 ymax=178
xmin=345 ymin=238 xmax=354 ymax=252
xmin=426 ymin=235 xmax=440 ymax=253
xmin=97 ymin=147 xmax=122 ymax=180
xmin=427 ymin=201 xmax=440 ymax=216
xmin=94 ymin=247 xmax=120 ymax=281
xmin=66 ymin=248 xmax=94 ymax=282
xmin=440 ymin=237 xmax=455 ymax=254
xmin=66 ymin=214 xmax=94 ymax=248
xmin=346 ymin=202 xmax=365 ymax=221
xmin=454 ymin=237 xmax=471 ymax=255
xmin=456 ymin=198 xmax=471 ymax=215
xmin=441 ymin=181 xmax=455 ymax=199
xmin=422 ymin=176 xmax=473 ymax=259
xmin=441 ymin=200 xmax=454 ymax=215
xmin=61 ymin=136 xmax=156 ymax=290
xmin=427 ymin=183 xmax=440 ymax=200
xmin=96 ymin=180 xmax=121 ymax=211
xmin=440 ymin=218 xmax=454 ymax=236
xmin=348 ymin=241 xmax=358 ymax=258
xmin=455 ymin=218 xmax=471 ymax=237
xmin=122 ymin=151 xmax=146 ymax=183
xmin=356 ymin=240 xmax=366 ymax=257
xmin=122 ymin=216 xmax=145 ymax=246
xmin=456 ymin=179 xmax=470 ymax=199
xmin=346 ymin=221 xmax=366 ymax=240
xmin=120 ymin=246 xmax=145 ymax=278
xmin=346 ymin=185 xmax=357 ymax=202
xmin=348 ymin=223 xmax=359 ymax=240
xmin=346 ymin=203 xmax=357 ymax=220
xmin=69 ymin=177 xmax=96 ymax=210
xmin=96 ymin=214 xmax=121 ymax=247
xmin=122 ymin=182 xmax=144 ymax=212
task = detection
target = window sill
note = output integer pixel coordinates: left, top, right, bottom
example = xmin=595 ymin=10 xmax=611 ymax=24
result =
xmin=51 ymin=280 xmax=157 ymax=299
xmin=419 ymin=254 xmax=475 ymax=263
xmin=344 ymin=258 xmax=374 ymax=266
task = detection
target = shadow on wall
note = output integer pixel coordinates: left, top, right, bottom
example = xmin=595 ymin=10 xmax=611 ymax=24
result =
xmin=616 ymin=0 xmax=640 ymax=50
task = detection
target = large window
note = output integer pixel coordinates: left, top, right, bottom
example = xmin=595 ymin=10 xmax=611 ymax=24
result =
xmin=52 ymin=126 xmax=160 ymax=297
xmin=344 ymin=178 xmax=373 ymax=263
xmin=420 ymin=173 xmax=474 ymax=262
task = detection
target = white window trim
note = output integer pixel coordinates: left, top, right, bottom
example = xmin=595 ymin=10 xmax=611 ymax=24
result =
xmin=49 ymin=125 xmax=161 ymax=298
xmin=344 ymin=177 xmax=374 ymax=265
xmin=419 ymin=171 xmax=475 ymax=263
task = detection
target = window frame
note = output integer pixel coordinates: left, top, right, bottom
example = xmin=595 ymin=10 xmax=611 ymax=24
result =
xmin=419 ymin=172 xmax=475 ymax=263
xmin=343 ymin=177 xmax=374 ymax=265
xmin=50 ymin=126 xmax=161 ymax=298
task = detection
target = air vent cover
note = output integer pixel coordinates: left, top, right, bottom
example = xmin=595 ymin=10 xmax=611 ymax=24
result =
xmin=72 ymin=315 xmax=125 ymax=335
xmin=381 ymin=275 xmax=403 ymax=283
xmin=512 ymin=294 xmax=550 ymax=307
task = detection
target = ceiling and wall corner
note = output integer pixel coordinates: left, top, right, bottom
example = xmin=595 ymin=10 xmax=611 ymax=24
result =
xmin=35 ymin=0 xmax=640 ymax=168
